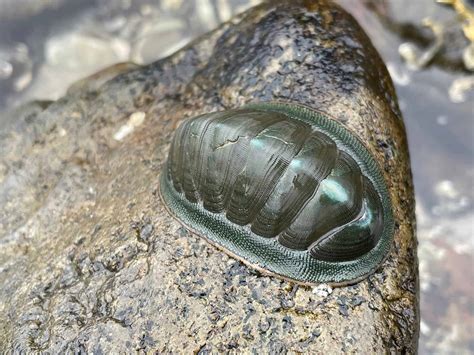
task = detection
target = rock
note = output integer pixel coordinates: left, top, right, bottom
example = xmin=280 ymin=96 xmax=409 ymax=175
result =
xmin=0 ymin=0 xmax=418 ymax=352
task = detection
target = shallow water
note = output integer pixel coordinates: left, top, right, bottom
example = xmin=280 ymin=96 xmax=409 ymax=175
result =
xmin=0 ymin=0 xmax=472 ymax=353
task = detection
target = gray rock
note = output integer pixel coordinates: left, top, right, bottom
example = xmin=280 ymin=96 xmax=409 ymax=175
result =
xmin=0 ymin=0 xmax=418 ymax=352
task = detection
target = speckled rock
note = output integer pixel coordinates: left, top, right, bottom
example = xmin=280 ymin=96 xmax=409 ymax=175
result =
xmin=0 ymin=0 xmax=418 ymax=353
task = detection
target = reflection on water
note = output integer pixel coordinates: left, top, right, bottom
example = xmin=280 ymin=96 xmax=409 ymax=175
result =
xmin=0 ymin=0 xmax=472 ymax=353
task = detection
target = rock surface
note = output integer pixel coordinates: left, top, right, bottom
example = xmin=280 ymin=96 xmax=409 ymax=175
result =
xmin=0 ymin=0 xmax=418 ymax=352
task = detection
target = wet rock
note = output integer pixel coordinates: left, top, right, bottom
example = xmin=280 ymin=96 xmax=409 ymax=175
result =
xmin=0 ymin=0 xmax=418 ymax=352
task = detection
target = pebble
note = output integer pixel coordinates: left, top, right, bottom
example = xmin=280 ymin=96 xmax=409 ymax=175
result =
xmin=113 ymin=111 xmax=146 ymax=141
xmin=46 ymin=33 xmax=127 ymax=69
xmin=312 ymin=283 xmax=333 ymax=298
xmin=448 ymin=76 xmax=474 ymax=103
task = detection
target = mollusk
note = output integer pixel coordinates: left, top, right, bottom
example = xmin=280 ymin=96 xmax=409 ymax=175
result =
xmin=159 ymin=102 xmax=394 ymax=285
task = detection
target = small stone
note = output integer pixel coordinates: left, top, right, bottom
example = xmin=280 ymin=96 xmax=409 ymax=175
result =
xmin=258 ymin=319 xmax=271 ymax=333
xmin=350 ymin=296 xmax=366 ymax=307
xmin=178 ymin=227 xmax=189 ymax=237
xmin=113 ymin=112 xmax=146 ymax=141
xmin=140 ymin=223 xmax=154 ymax=242
xmin=339 ymin=304 xmax=349 ymax=317
xmin=463 ymin=43 xmax=474 ymax=71
xmin=312 ymin=284 xmax=333 ymax=298
xmin=282 ymin=316 xmax=293 ymax=330
xmin=448 ymin=77 xmax=474 ymax=103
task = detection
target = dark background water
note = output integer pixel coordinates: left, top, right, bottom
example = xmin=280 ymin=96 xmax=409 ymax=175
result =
xmin=0 ymin=0 xmax=472 ymax=353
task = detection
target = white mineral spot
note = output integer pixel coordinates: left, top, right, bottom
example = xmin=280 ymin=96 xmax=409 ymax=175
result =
xmin=113 ymin=111 xmax=146 ymax=141
xmin=448 ymin=76 xmax=474 ymax=103
xmin=312 ymin=283 xmax=333 ymax=298
xmin=58 ymin=128 xmax=67 ymax=137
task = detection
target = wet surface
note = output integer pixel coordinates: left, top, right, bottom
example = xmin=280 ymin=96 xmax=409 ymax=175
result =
xmin=338 ymin=1 xmax=473 ymax=353
xmin=0 ymin=0 xmax=472 ymax=353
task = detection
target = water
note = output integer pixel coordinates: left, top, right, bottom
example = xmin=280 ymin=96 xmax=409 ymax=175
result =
xmin=0 ymin=0 xmax=472 ymax=353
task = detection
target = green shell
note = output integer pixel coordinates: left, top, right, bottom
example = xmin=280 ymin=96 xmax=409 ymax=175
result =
xmin=159 ymin=102 xmax=394 ymax=285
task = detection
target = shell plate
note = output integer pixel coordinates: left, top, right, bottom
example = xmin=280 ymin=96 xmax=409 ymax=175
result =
xmin=160 ymin=102 xmax=394 ymax=285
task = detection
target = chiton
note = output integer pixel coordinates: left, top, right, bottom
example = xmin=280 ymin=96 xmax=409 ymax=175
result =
xmin=159 ymin=102 xmax=394 ymax=285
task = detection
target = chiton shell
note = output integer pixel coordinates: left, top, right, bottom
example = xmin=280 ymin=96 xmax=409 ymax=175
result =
xmin=159 ymin=102 xmax=394 ymax=285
